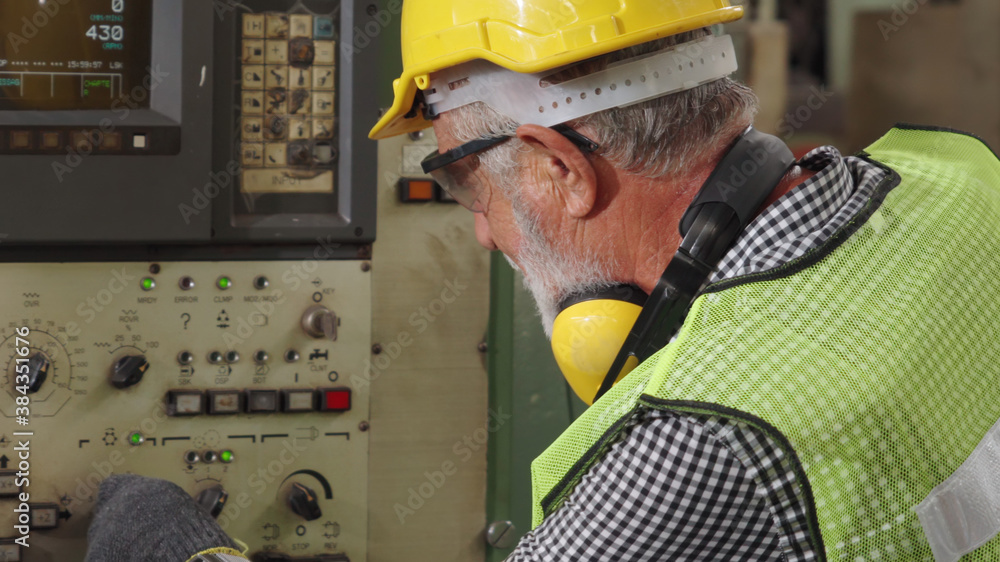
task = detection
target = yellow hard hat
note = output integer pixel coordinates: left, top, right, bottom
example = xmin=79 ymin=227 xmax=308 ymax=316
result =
xmin=369 ymin=0 xmax=744 ymax=140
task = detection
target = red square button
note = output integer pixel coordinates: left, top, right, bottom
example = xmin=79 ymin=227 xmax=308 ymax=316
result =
xmin=320 ymin=388 xmax=351 ymax=412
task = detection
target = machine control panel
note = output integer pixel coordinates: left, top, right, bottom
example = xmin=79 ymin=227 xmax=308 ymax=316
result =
xmin=0 ymin=261 xmax=371 ymax=561
xmin=239 ymin=11 xmax=339 ymax=194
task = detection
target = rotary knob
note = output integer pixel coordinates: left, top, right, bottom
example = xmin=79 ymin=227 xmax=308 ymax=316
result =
xmin=301 ymin=305 xmax=337 ymax=341
xmin=24 ymin=353 xmax=50 ymax=394
xmin=111 ymin=355 xmax=149 ymax=389
xmin=287 ymin=482 xmax=322 ymax=521
xmin=195 ymin=484 xmax=229 ymax=519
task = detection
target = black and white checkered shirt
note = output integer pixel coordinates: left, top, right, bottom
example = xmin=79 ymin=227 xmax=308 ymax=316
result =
xmin=508 ymin=147 xmax=888 ymax=561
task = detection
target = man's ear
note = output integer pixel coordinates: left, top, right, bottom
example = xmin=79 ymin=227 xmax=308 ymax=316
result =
xmin=516 ymin=124 xmax=598 ymax=218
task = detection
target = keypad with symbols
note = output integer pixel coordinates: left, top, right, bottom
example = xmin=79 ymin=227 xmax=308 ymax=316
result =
xmin=239 ymin=12 xmax=337 ymax=194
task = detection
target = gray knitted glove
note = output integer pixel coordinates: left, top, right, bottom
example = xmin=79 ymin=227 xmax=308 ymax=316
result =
xmin=85 ymin=474 xmax=241 ymax=562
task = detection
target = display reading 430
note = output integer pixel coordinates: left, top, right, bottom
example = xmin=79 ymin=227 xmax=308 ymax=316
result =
xmin=86 ymin=0 xmax=127 ymax=42
xmin=86 ymin=25 xmax=125 ymax=41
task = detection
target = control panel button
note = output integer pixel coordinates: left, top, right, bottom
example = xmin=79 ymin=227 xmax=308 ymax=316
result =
xmin=242 ymin=40 xmax=265 ymax=64
xmin=207 ymin=390 xmax=243 ymax=415
xmin=242 ymin=117 xmax=264 ymax=141
xmin=264 ymin=143 xmax=288 ymax=167
xmin=312 ymin=66 xmax=334 ymax=90
xmin=167 ymin=390 xmax=204 ymax=416
xmin=265 ymin=14 xmax=290 ymax=39
xmin=72 ymin=132 xmax=94 ymax=152
xmin=314 ymin=118 xmax=334 ymax=140
xmin=288 ymin=141 xmax=312 ymax=166
xmin=289 ymin=89 xmax=311 ymax=115
xmin=288 ymin=117 xmax=310 ymax=141
xmin=10 ymin=131 xmax=31 ymax=149
xmin=314 ymin=16 xmax=335 ymax=39
xmin=312 ymin=142 xmax=335 ymax=164
xmin=265 ymin=40 xmax=289 ymax=64
xmin=398 ymin=178 xmax=437 ymax=203
xmin=0 ymin=540 xmax=22 ymax=562
xmin=29 ymin=504 xmax=60 ymax=530
xmin=242 ymin=92 xmax=264 ymax=114
xmin=289 ymin=67 xmax=311 ymax=89
xmin=242 ymin=143 xmax=264 ymax=167
xmin=102 ymin=132 xmax=122 ymax=150
xmin=289 ymin=38 xmax=316 ymax=65
xmin=242 ymin=14 xmax=265 ymax=38
xmin=41 ymin=132 xmax=61 ymax=149
xmin=264 ymin=89 xmax=287 ymax=114
xmin=265 ymin=65 xmax=288 ymax=89
xmin=242 ymin=169 xmax=335 ymax=193
xmin=0 ymin=471 xmax=21 ymax=498
xmin=282 ymin=389 xmax=316 ymax=412
xmin=319 ymin=388 xmax=352 ymax=412
xmin=132 ymin=134 xmax=148 ymax=149
xmin=290 ymin=15 xmax=312 ymax=38
xmin=242 ymin=65 xmax=265 ymax=89
xmin=246 ymin=389 xmax=279 ymax=413
xmin=264 ymin=116 xmax=288 ymax=141
xmin=314 ymin=41 xmax=335 ymax=64
xmin=312 ymin=92 xmax=334 ymax=115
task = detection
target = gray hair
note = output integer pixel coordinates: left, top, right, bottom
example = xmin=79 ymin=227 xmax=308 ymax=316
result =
xmin=445 ymin=29 xmax=759 ymax=194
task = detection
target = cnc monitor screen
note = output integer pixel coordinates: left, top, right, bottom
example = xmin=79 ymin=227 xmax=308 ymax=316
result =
xmin=0 ymin=0 xmax=154 ymax=110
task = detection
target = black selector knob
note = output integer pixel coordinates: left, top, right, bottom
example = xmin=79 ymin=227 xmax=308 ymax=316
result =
xmin=287 ymin=482 xmax=322 ymax=521
xmin=25 ymin=353 xmax=50 ymax=394
xmin=195 ymin=484 xmax=229 ymax=519
xmin=111 ymin=355 xmax=149 ymax=389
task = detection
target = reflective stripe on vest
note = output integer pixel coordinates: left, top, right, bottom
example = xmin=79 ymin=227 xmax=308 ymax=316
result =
xmin=530 ymin=126 xmax=1000 ymax=561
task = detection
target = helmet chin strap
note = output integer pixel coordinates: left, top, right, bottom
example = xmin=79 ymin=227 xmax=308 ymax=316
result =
xmin=592 ymin=126 xmax=796 ymax=403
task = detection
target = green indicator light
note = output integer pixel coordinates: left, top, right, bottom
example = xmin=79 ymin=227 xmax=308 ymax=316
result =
xmin=217 ymin=276 xmax=232 ymax=290
xmin=129 ymin=432 xmax=144 ymax=446
xmin=140 ymin=278 xmax=156 ymax=291
xmin=220 ymin=450 xmax=234 ymax=463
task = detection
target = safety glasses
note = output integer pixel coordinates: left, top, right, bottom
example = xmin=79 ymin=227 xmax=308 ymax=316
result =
xmin=421 ymin=124 xmax=600 ymax=212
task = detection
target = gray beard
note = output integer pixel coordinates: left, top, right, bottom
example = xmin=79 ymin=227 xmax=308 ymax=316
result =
xmin=508 ymin=197 xmax=617 ymax=339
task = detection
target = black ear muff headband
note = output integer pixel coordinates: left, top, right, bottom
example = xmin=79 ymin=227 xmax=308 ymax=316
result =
xmin=590 ymin=126 xmax=796 ymax=403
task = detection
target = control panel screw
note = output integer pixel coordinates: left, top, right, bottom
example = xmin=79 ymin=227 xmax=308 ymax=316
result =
xmin=478 ymin=341 xmax=488 ymax=353
xmin=361 ymin=261 xmax=371 ymax=272
xmin=149 ymin=263 xmax=161 ymax=274
xmin=371 ymin=343 xmax=382 ymax=355
xmin=486 ymin=520 xmax=518 ymax=549
xmin=366 ymin=4 xmax=377 ymax=16
xmin=358 ymin=421 xmax=370 ymax=432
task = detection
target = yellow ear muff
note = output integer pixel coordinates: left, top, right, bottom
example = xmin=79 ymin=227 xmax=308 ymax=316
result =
xmin=551 ymin=298 xmax=644 ymax=405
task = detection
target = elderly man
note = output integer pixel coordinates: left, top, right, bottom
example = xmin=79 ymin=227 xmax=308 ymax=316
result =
xmin=368 ymin=0 xmax=1000 ymax=561
xmin=86 ymin=1 xmax=1000 ymax=561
